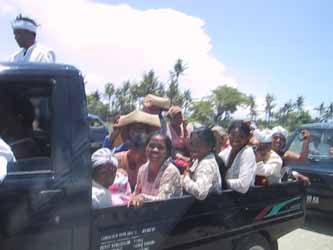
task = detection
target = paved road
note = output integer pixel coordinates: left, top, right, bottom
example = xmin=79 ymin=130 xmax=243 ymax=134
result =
xmin=279 ymin=214 xmax=333 ymax=250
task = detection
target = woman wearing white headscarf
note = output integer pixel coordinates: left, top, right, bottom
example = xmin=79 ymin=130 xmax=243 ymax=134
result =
xmin=254 ymin=129 xmax=282 ymax=184
xmin=91 ymin=148 xmax=118 ymax=209
xmin=271 ymin=126 xmax=311 ymax=185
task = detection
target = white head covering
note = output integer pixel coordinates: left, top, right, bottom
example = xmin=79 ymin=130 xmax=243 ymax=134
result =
xmin=272 ymin=126 xmax=288 ymax=139
xmin=12 ymin=14 xmax=38 ymax=33
xmin=91 ymin=148 xmax=118 ymax=169
xmin=254 ymin=128 xmax=273 ymax=144
xmin=212 ymin=125 xmax=226 ymax=136
xmin=250 ymin=122 xmax=257 ymax=130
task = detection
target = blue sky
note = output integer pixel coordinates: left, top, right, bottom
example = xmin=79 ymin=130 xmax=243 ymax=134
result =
xmin=1 ymin=0 xmax=332 ymax=115
xmin=100 ymin=0 xmax=332 ymax=109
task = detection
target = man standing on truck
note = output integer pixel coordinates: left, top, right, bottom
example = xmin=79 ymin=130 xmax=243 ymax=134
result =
xmin=9 ymin=14 xmax=56 ymax=63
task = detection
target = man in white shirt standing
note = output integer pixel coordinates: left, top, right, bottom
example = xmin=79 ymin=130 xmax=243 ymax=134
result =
xmin=0 ymin=138 xmax=15 ymax=183
xmin=9 ymin=14 xmax=56 ymax=63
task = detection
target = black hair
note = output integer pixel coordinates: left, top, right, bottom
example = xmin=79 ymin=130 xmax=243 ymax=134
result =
xmin=228 ymin=120 xmax=251 ymax=137
xmin=191 ymin=127 xmax=227 ymax=186
xmin=130 ymin=133 xmax=148 ymax=151
xmin=146 ymin=132 xmax=172 ymax=158
xmin=191 ymin=127 xmax=216 ymax=152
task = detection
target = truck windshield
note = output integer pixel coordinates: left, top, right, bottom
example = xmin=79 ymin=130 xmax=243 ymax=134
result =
xmin=289 ymin=129 xmax=333 ymax=161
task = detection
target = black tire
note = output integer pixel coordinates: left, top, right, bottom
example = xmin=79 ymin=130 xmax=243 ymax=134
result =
xmin=234 ymin=233 xmax=272 ymax=250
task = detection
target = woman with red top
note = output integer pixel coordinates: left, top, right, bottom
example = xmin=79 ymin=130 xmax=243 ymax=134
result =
xmin=166 ymin=106 xmax=191 ymax=163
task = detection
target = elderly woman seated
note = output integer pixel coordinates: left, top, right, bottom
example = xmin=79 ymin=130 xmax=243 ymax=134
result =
xmin=91 ymin=148 xmax=118 ymax=209
xmin=271 ymin=126 xmax=311 ymax=185
xmin=253 ymin=129 xmax=283 ymax=185
xmin=128 ymin=133 xmax=182 ymax=208
xmin=182 ymin=128 xmax=222 ymax=200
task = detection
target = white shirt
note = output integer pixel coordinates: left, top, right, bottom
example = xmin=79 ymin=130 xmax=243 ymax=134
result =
xmin=9 ymin=42 xmax=56 ymax=63
xmin=183 ymin=153 xmax=222 ymax=200
xmin=92 ymin=181 xmax=112 ymax=209
xmin=219 ymin=146 xmax=256 ymax=194
xmin=0 ymin=138 xmax=15 ymax=183
xmin=256 ymin=150 xmax=283 ymax=184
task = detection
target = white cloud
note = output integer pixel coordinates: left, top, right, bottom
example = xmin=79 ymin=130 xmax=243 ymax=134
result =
xmin=0 ymin=0 xmax=236 ymax=97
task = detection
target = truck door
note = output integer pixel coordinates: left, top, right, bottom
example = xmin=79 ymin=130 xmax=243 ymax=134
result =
xmin=0 ymin=75 xmax=90 ymax=250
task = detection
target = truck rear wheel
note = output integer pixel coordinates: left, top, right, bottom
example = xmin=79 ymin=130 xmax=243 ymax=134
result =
xmin=234 ymin=233 xmax=273 ymax=250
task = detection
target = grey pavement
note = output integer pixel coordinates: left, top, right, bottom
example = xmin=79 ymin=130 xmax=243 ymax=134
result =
xmin=279 ymin=214 xmax=333 ymax=250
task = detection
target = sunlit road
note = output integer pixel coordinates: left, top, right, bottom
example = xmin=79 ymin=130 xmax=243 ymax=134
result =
xmin=279 ymin=213 xmax=333 ymax=250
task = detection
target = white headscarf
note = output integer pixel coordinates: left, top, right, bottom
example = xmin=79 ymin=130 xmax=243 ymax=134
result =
xmin=272 ymin=126 xmax=288 ymax=139
xmin=91 ymin=148 xmax=118 ymax=169
xmin=254 ymin=128 xmax=273 ymax=143
xmin=12 ymin=14 xmax=38 ymax=33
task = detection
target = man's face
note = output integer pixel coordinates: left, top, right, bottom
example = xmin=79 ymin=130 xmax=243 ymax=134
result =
xmin=257 ymin=143 xmax=272 ymax=157
xmin=13 ymin=29 xmax=35 ymax=48
xmin=271 ymin=133 xmax=286 ymax=152
xmin=96 ymin=164 xmax=117 ymax=188
xmin=128 ymin=123 xmax=148 ymax=141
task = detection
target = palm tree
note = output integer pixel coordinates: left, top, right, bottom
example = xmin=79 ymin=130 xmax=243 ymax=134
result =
xmin=265 ymin=93 xmax=275 ymax=125
xmin=315 ymin=102 xmax=325 ymax=121
xmin=296 ymin=96 xmax=304 ymax=113
xmin=173 ymin=59 xmax=188 ymax=84
xmin=248 ymin=95 xmax=257 ymax=121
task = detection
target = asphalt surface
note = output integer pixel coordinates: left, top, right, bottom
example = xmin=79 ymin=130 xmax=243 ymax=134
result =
xmin=279 ymin=213 xmax=333 ymax=250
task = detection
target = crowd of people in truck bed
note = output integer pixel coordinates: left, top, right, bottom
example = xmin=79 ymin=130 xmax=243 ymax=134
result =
xmin=90 ymin=93 xmax=311 ymax=209
xmin=0 ymin=14 xmax=311 ymax=209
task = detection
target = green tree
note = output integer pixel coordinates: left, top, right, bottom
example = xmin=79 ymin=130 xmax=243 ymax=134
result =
xmin=323 ymin=103 xmax=333 ymax=122
xmin=183 ymin=89 xmax=192 ymax=115
xmin=189 ymin=99 xmax=214 ymax=126
xmin=211 ymin=85 xmax=249 ymax=124
xmin=104 ymin=82 xmax=115 ymax=116
xmin=87 ymin=90 xmax=108 ymax=120
xmin=172 ymin=58 xmax=187 ymax=84
xmin=296 ymin=96 xmax=304 ymax=113
xmin=114 ymin=81 xmax=136 ymax=114
xmin=167 ymin=59 xmax=188 ymax=105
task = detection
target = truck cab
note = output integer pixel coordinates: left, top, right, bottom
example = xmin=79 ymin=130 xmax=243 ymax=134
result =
xmin=0 ymin=63 xmax=305 ymax=250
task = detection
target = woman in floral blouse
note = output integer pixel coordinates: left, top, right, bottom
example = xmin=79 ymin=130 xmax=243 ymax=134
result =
xmin=182 ymin=128 xmax=222 ymax=200
xmin=128 ymin=133 xmax=182 ymax=207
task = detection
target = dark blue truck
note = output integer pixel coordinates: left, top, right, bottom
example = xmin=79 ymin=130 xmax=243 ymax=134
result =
xmin=289 ymin=123 xmax=333 ymax=215
xmin=0 ymin=63 xmax=305 ymax=250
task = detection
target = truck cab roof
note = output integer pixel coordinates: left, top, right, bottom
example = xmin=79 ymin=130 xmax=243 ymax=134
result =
xmin=0 ymin=62 xmax=81 ymax=79
xmin=301 ymin=122 xmax=333 ymax=130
